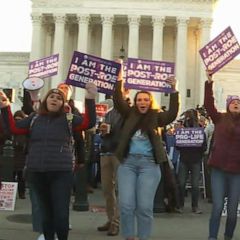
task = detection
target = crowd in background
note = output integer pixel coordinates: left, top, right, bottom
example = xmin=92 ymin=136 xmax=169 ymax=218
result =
xmin=0 ymin=68 xmax=240 ymax=240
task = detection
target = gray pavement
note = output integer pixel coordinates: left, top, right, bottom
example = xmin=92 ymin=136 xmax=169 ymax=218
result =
xmin=0 ymin=188 xmax=239 ymax=240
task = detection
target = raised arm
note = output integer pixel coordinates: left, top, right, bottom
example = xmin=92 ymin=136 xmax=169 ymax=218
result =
xmin=74 ymin=82 xmax=97 ymax=131
xmin=204 ymin=70 xmax=221 ymax=123
xmin=0 ymin=91 xmax=29 ymax=135
xmin=157 ymin=76 xmax=179 ymax=126
xmin=113 ymin=61 xmax=131 ymax=117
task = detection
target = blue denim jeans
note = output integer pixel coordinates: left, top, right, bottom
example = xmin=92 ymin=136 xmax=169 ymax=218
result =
xmin=178 ymin=161 xmax=201 ymax=208
xmin=29 ymin=183 xmax=43 ymax=233
xmin=117 ymin=154 xmax=161 ymax=240
xmin=209 ymin=168 xmax=240 ymax=239
xmin=29 ymin=171 xmax=73 ymax=240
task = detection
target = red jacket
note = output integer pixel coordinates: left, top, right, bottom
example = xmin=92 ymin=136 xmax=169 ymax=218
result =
xmin=204 ymin=81 xmax=240 ymax=173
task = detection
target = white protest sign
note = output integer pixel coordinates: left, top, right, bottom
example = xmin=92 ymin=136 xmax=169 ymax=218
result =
xmin=0 ymin=182 xmax=18 ymax=211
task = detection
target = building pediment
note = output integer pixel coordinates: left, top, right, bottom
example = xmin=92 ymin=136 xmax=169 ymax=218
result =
xmin=32 ymin=0 xmax=214 ymax=19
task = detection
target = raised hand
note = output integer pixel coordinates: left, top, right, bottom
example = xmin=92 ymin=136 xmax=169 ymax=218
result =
xmin=206 ymin=69 xmax=213 ymax=83
xmin=166 ymin=75 xmax=177 ymax=92
xmin=116 ymin=59 xmax=124 ymax=81
xmin=0 ymin=91 xmax=10 ymax=108
xmin=85 ymin=82 xmax=97 ymax=99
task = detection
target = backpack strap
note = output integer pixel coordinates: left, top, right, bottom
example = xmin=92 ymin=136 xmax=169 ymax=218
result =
xmin=66 ymin=112 xmax=74 ymax=147
xmin=30 ymin=114 xmax=39 ymax=130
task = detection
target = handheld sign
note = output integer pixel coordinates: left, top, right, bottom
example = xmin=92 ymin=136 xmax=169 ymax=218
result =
xmin=96 ymin=103 xmax=108 ymax=117
xmin=28 ymin=54 xmax=59 ymax=78
xmin=175 ymin=128 xmax=204 ymax=147
xmin=66 ymin=51 xmax=121 ymax=95
xmin=199 ymin=26 xmax=240 ymax=74
xmin=0 ymin=182 xmax=18 ymax=211
xmin=125 ymin=58 xmax=175 ymax=93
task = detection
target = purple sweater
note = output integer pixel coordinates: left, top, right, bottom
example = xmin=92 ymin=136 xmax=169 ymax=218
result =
xmin=204 ymin=81 xmax=240 ymax=173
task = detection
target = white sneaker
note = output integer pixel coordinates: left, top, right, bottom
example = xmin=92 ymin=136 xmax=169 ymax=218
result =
xmin=37 ymin=234 xmax=45 ymax=240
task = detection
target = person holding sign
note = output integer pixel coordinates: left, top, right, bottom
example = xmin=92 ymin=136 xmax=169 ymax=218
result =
xmin=204 ymin=71 xmax=240 ymax=240
xmin=0 ymin=82 xmax=97 ymax=240
xmin=176 ymin=109 xmax=207 ymax=214
xmin=114 ymin=62 xmax=179 ymax=240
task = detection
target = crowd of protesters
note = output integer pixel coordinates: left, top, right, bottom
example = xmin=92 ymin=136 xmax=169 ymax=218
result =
xmin=0 ymin=65 xmax=239 ymax=240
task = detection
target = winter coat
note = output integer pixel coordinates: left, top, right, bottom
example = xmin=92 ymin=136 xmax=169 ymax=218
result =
xmin=113 ymin=81 xmax=179 ymax=164
xmin=204 ymin=81 xmax=240 ymax=173
xmin=1 ymin=99 xmax=96 ymax=172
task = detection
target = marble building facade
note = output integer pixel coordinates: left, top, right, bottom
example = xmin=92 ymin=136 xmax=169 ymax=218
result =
xmin=1 ymin=0 xmax=240 ymax=113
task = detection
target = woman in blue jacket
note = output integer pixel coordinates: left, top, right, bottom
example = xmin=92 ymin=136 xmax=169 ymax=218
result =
xmin=0 ymin=82 xmax=96 ymax=240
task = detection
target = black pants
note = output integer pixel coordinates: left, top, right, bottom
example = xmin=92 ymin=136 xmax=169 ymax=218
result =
xmin=13 ymin=170 xmax=26 ymax=197
xmin=29 ymin=171 xmax=73 ymax=240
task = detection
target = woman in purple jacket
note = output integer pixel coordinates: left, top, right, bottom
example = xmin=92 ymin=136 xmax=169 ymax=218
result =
xmin=204 ymin=71 xmax=240 ymax=240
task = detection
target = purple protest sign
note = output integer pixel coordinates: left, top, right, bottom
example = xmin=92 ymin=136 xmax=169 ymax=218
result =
xmin=66 ymin=51 xmax=121 ymax=95
xmin=199 ymin=26 xmax=240 ymax=74
xmin=125 ymin=58 xmax=175 ymax=93
xmin=175 ymin=127 xmax=205 ymax=147
xmin=28 ymin=54 xmax=59 ymax=78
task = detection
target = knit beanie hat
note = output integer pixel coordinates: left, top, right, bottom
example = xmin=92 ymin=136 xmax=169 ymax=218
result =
xmin=44 ymin=88 xmax=66 ymax=102
xmin=226 ymin=95 xmax=240 ymax=111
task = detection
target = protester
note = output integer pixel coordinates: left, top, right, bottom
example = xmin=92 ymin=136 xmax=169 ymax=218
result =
xmin=176 ymin=108 xmax=207 ymax=214
xmin=203 ymin=117 xmax=215 ymax=202
xmin=0 ymin=110 xmax=11 ymax=189
xmin=12 ymin=110 xmax=28 ymax=199
xmin=0 ymin=82 xmax=97 ymax=240
xmin=113 ymin=64 xmax=179 ymax=240
xmin=204 ymin=70 xmax=240 ymax=240
xmin=97 ymin=104 xmax=125 ymax=236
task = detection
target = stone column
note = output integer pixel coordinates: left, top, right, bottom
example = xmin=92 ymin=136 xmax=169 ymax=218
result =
xmin=77 ymin=14 xmax=90 ymax=53
xmin=98 ymin=15 xmax=114 ymax=102
xmin=176 ymin=17 xmax=189 ymax=113
xmin=152 ymin=16 xmax=165 ymax=61
xmin=75 ymin=14 xmax=90 ymax=102
xmin=101 ymin=15 xmax=114 ymax=60
xmin=52 ymin=14 xmax=66 ymax=88
xmin=128 ymin=15 xmax=140 ymax=58
xmin=42 ymin=25 xmax=54 ymax=96
xmin=152 ymin=16 xmax=165 ymax=106
xmin=30 ymin=13 xmax=43 ymax=61
xmin=199 ymin=18 xmax=212 ymax=106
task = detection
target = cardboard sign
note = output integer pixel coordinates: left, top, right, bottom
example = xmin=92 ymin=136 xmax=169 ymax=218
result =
xmin=125 ymin=58 xmax=175 ymax=93
xmin=96 ymin=103 xmax=108 ymax=117
xmin=175 ymin=127 xmax=204 ymax=147
xmin=0 ymin=182 xmax=18 ymax=211
xmin=66 ymin=51 xmax=121 ymax=95
xmin=28 ymin=54 xmax=59 ymax=78
xmin=199 ymin=26 xmax=240 ymax=74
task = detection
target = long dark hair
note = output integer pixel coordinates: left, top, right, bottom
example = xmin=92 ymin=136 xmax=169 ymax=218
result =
xmin=182 ymin=109 xmax=199 ymax=127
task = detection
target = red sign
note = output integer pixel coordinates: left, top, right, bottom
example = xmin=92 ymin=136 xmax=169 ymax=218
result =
xmin=96 ymin=104 xmax=108 ymax=117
